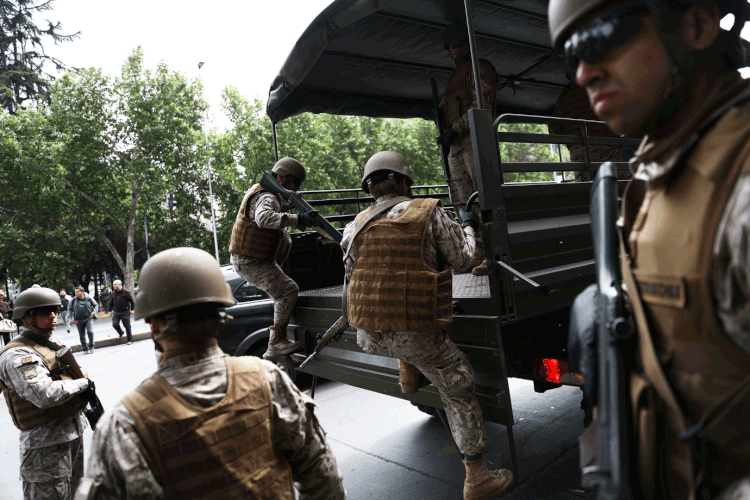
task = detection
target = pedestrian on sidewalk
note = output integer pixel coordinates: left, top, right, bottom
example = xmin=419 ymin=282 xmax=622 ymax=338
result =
xmin=68 ymin=287 xmax=97 ymax=354
xmin=0 ymin=289 xmax=12 ymax=346
xmin=99 ymin=285 xmax=111 ymax=314
xmin=109 ymin=280 xmax=134 ymax=345
xmin=59 ymin=290 xmax=71 ymax=333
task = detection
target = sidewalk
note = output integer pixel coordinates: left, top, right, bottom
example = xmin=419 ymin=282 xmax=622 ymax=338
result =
xmin=53 ymin=312 xmax=151 ymax=353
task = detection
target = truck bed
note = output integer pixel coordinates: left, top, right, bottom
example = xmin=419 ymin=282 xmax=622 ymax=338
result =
xmin=300 ymin=273 xmax=491 ymax=299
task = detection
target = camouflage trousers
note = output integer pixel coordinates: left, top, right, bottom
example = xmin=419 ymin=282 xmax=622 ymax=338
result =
xmin=356 ymin=328 xmax=487 ymax=456
xmin=20 ymin=437 xmax=84 ymax=500
xmin=231 ymin=254 xmax=299 ymax=330
xmin=448 ymin=133 xmax=478 ymax=206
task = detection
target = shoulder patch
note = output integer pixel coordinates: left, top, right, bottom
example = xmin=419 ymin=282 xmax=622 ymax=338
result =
xmin=22 ymin=367 xmax=38 ymax=380
xmin=20 ymin=356 xmax=35 ymax=366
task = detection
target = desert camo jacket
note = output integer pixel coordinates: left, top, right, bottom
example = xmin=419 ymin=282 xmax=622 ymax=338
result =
xmin=631 ymin=73 xmax=750 ymax=357
xmin=254 ymin=191 xmax=298 ymax=230
xmin=0 ymin=330 xmax=88 ymax=451
xmin=82 ymin=346 xmax=345 ymax=500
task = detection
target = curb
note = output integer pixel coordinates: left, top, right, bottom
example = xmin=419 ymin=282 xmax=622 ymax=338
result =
xmin=69 ymin=330 xmax=152 ymax=353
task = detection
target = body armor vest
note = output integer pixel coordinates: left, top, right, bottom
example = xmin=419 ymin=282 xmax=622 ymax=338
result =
xmin=121 ymin=355 xmax=294 ymax=500
xmin=0 ymin=336 xmax=85 ymax=431
xmin=348 ymin=198 xmax=452 ymax=333
xmin=229 ymin=184 xmax=291 ymax=263
xmin=622 ymin=97 xmax=750 ymax=498
xmin=440 ymin=66 xmax=472 ymax=129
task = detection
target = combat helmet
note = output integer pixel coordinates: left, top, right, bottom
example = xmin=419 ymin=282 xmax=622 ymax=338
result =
xmin=134 ymin=247 xmax=234 ymax=321
xmin=13 ymin=287 xmax=61 ymax=321
xmin=441 ymin=21 xmax=469 ymax=49
xmin=361 ymin=151 xmax=416 ymax=194
xmin=271 ymin=157 xmax=307 ymax=183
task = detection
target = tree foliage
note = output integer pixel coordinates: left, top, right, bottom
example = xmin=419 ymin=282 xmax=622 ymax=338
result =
xmin=0 ymin=0 xmax=79 ymax=113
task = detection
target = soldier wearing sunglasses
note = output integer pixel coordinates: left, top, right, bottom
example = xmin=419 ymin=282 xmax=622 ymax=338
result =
xmin=230 ymin=157 xmax=318 ymax=364
xmin=0 ymin=288 xmax=95 ymax=500
xmin=549 ymin=0 xmax=750 ymax=498
xmin=437 ymin=22 xmax=499 ymax=276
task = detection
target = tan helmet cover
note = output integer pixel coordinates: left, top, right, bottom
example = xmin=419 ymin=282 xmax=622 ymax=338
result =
xmin=271 ymin=157 xmax=307 ymax=182
xmin=361 ymin=151 xmax=416 ymax=193
xmin=548 ymin=0 xmax=612 ymax=51
xmin=134 ymin=247 xmax=235 ymax=321
xmin=13 ymin=287 xmax=62 ymax=320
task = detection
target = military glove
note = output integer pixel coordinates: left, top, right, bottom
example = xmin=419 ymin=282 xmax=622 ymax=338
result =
xmin=296 ymin=210 xmax=320 ymax=231
xmin=437 ymin=127 xmax=459 ymax=148
xmin=458 ymin=208 xmax=479 ymax=232
xmin=80 ymin=379 xmax=97 ymax=404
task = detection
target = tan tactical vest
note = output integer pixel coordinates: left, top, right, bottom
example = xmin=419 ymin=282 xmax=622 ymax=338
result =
xmin=121 ymin=355 xmax=294 ymax=500
xmin=0 ymin=337 xmax=85 ymax=431
xmin=622 ymin=98 xmax=750 ymax=499
xmin=229 ymin=184 xmax=292 ymax=263
xmin=348 ymin=198 xmax=452 ymax=333
xmin=440 ymin=66 xmax=472 ymax=128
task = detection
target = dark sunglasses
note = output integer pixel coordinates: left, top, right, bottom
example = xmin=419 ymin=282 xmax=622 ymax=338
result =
xmin=448 ymin=39 xmax=470 ymax=50
xmin=286 ymin=174 xmax=304 ymax=187
xmin=563 ymin=6 xmax=650 ymax=80
xmin=34 ymin=305 xmax=61 ymax=316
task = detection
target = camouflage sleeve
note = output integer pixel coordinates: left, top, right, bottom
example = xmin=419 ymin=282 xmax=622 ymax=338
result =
xmin=340 ymin=220 xmax=358 ymax=279
xmin=432 ymin=206 xmax=476 ymax=272
xmin=451 ymin=60 xmax=499 ymax=136
xmin=262 ymin=360 xmax=346 ymax=500
xmin=77 ymin=402 xmax=164 ymax=500
xmin=254 ymin=192 xmax=299 ymax=230
xmin=0 ymin=348 xmax=88 ymax=409
xmin=713 ymin=173 xmax=750 ymax=357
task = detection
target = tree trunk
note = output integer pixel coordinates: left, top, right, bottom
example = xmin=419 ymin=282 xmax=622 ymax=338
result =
xmin=124 ymin=191 xmax=139 ymax=293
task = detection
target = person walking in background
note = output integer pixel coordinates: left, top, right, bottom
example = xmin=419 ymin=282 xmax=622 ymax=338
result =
xmin=59 ymin=290 xmax=71 ymax=333
xmin=98 ymin=285 xmax=111 ymax=314
xmin=68 ymin=287 xmax=98 ymax=354
xmin=108 ymin=280 xmax=134 ymax=345
xmin=0 ymin=289 xmax=12 ymax=346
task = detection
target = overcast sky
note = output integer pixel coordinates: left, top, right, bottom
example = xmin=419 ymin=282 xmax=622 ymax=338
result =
xmin=42 ymin=0 xmax=750 ymax=130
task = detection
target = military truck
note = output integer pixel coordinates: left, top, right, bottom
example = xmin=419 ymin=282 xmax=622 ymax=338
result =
xmin=260 ymin=0 xmax=640 ymax=479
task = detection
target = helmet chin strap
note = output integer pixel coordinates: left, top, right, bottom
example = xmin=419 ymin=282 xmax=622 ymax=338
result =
xmin=28 ymin=316 xmax=54 ymax=335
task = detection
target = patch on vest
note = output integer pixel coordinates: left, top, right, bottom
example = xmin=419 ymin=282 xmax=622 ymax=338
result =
xmin=22 ymin=367 xmax=37 ymax=380
xmin=634 ymin=273 xmax=686 ymax=308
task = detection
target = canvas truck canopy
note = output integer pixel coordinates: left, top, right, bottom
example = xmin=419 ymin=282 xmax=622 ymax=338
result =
xmin=267 ymin=0 xmax=567 ymax=124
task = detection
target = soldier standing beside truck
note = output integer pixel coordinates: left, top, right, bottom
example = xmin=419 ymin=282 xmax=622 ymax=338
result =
xmin=75 ymin=247 xmax=346 ymax=500
xmin=437 ymin=22 xmax=499 ymax=276
xmin=0 ymin=288 xmax=96 ymax=500
xmin=341 ymin=151 xmax=513 ymax=500
xmin=550 ymin=0 xmax=750 ymax=498
xmin=229 ymin=157 xmax=318 ymax=362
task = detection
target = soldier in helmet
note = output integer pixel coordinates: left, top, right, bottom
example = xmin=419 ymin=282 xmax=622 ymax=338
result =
xmin=229 ymin=157 xmax=318 ymax=364
xmin=0 ymin=287 xmax=95 ymax=500
xmin=341 ymin=151 xmax=513 ymax=500
xmin=437 ymin=22 xmax=499 ymax=276
xmin=549 ymin=0 xmax=750 ymax=498
xmin=75 ymin=247 xmax=346 ymax=500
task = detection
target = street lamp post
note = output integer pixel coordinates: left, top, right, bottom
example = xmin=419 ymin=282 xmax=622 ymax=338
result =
xmin=198 ymin=62 xmax=222 ymax=263
xmin=144 ymin=192 xmax=169 ymax=260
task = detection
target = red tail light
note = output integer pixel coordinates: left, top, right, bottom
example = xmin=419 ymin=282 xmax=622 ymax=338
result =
xmin=541 ymin=358 xmax=561 ymax=383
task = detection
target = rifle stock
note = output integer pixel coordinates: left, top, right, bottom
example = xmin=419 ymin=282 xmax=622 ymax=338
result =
xmin=430 ymin=78 xmax=453 ymax=206
xmin=583 ymin=161 xmax=634 ymax=499
xmin=56 ymin=346 xmax=104 ymax=429
xmin=298 ymin=316 xmax=349 ymax=370
xmin=260 ymin=171 xmax=343 ymax=243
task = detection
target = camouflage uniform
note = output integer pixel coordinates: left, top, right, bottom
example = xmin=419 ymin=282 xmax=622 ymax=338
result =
xmin=341 ymin=192 xmax=488 ymax=456
xmin=0 ymin=330 xmax=89 ymax=500
xmin=441 ymin=60 xmax=499 ymax=205
xmin=231 ymin=191 xmax=300 ymax=330
xmin=76 ymin=346 xmax=346 ymax=500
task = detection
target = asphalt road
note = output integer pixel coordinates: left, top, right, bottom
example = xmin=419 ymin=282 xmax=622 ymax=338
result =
xmin=0 ymin=340 xmax=595 ymax=500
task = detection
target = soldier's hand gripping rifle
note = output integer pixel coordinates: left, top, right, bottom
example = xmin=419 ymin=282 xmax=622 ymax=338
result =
xmin=298 ymin=316 xmax=349 ymax=370
xmin=574 ymin=161 xmax=635 ymax=499
xmin=431 ymin=77 xmax=454 ymax=207
xmin=56 ymin=346 xmax=105 ymax=429
xmin=260 ymin=171 xmax=343 ymax=243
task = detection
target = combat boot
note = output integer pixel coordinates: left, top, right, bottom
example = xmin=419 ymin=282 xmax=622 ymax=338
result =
xmin=472 ymin=261 xmax=488 ymax=276
xmin=463 ymin=454 xmax=513 ymax=500
xmin=398 ymin=359 xmax=423 ymax=394
xmin=263 ymin=325 xmax=302 ymax=358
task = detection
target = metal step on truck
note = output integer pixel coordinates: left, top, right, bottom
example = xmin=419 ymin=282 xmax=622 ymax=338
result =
xmin=260 ymin=0 xmax=641 ymax=480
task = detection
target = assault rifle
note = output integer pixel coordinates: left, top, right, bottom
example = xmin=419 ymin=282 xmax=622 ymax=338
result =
xmin=430 ymin=77 xmax=453 ymax=206
xmin=57 ymin=346 xmax=105 ymax=429
xmin=260 ymin=171 xmax=343 ymax=243
xmin=581 ymin=161 xmax=635 ymax=499
xmin=298 ymin=316 xmax=349 ymax=370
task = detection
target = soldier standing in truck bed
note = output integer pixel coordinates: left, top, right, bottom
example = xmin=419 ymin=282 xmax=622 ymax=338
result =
xmin=341 ymin=151 xmax=513 ymax=500
xmin=229 ymin=157 xmax=318 ymax=363
xmin=437 ymin=22 xmax=499 ymax=276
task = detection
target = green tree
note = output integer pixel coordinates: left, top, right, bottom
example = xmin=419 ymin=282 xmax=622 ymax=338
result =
xmin=0 ymin=0 xmax=79 ymax=113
